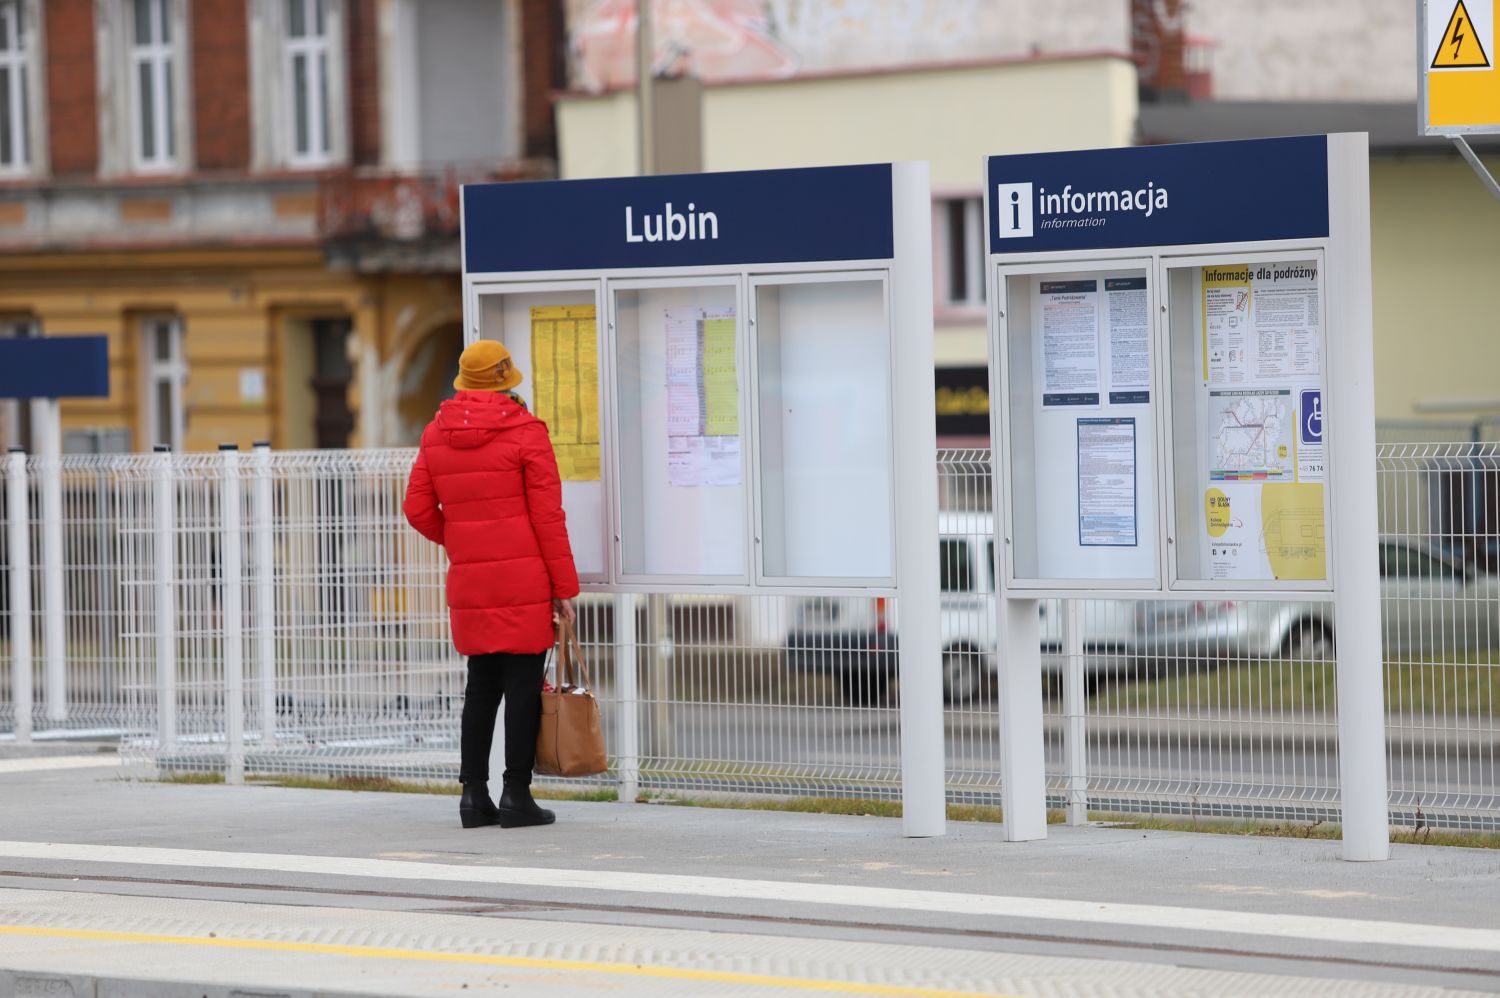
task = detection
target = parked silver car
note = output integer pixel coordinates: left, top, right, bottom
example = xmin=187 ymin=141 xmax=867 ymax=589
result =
xmin=1127 ymin=537 xmax=1500 ymax=663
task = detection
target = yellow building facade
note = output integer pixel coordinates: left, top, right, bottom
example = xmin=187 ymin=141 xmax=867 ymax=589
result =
xmin=0 ymin=246 xmax=463 ymax=452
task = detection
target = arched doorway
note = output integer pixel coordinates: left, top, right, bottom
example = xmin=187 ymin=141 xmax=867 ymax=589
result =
xmin=396 ymin=322 xmax=463 ymax=446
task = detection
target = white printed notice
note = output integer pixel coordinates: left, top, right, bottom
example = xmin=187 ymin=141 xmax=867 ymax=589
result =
xmin=665 ymin=306 xmax=741 ymax=487
xmin=1196 ymin=261 xmax=1325 ymax=583
xmin=1104 ymin=276 xmax=1149 ymax=403
xmin=1040 ymin=279 xmax=1100 ymax=406
xmin=1077 ymin=417 xmax=1138 ymax=547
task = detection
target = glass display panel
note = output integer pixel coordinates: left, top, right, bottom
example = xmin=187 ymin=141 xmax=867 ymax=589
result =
xmin=1002 ymin=267 xmax=1158 ymax=583
xmin=755 ymin=277 xmax=893 ymax=581
xmin=614 ymin=283 xmax=748 ymax=578
xmin=475 ymin=286 xmax=607 ymax=580
xmin=1166 ymin=257 xmax=1328 ymax=585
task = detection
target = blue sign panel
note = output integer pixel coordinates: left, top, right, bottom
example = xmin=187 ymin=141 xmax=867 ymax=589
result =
xmin=464 ymin=164 xmax=895 ymax=274
xmin=1300 ymin=389 xmax=1323 ymax=444
xmin=988 ymin=136 xmax=1329 ymax=254
xmin=0 ymin=336 xmax=110 ymax=400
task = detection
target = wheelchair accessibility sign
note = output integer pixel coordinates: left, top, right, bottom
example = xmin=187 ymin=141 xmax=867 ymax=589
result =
xmin=1300 ymin=389 xmax=1323 ymax=444
xmin=1299 ymin=389 xmax=1325 ymax=482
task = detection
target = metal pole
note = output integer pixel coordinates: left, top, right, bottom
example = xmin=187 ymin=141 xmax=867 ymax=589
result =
xmin=219 ymin=444 xmax=246 ymax=785
xmin=647 ymin=593 xmax=673 ymax=762
xmin=636 ymin=0 xmax=655 ymax=175
xmin=1451 ymin=136 xmax=1500 ymax=206
xmin=6 ymin=448 xmax=32 ymax=745
xmin=890 ymin=161 xmax=946 ymax=838
xmin=614 ymin=591 xmax=639 ymax=802
xmin=34 ymin=399 xmax=65 ymax=723
xmin=1062 ymin=599 xmax=1088 ymax=825
xmin=998 ymin=595 xmax=1048 ymax=840
xmin=1327 ymin=133 xmax=1389 ymax=860
xmin=153 ymin=446 xmax=177 ymax=751
xmin=252 ymin=442 xmax=276 ymax=747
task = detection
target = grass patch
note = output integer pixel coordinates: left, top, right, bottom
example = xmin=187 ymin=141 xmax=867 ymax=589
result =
xmin=1095 ymin=657 xmax=1500 ymax=717
xmin=1099 ymin=813 xmax=1500 ymax=849
xmin=159 ymin=772 xmax=226 ymax=785
xmin=641 ymin=794 xmax=1065 ymax=825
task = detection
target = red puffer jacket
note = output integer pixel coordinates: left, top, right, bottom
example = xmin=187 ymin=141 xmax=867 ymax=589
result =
xmin=403 ymin=390 xmax=580 ymax=655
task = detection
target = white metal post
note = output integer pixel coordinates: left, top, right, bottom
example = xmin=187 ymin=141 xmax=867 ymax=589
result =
xmin=219 ymin=445 xmax=246 ymax=785
xmin=998 ymin=595 xmax=1048 ymax=840
xmin=34 ymin=399 xmax=65 ymax=723
xmin=614 ymin=591 xmax=639 ymax=802
xmin=891 ymin=161 xmax=946 ymax=838
xmin=251 ymin=442 xmax=276 ymax=747
xmin=6 ymin=448 xmax=32 ymax=745
xmin=1062 ymin=599 xmax=1088 ymax=825
xmin=153 ymin=446 xmax=177 ymax=751
xmin=1327 ymin=133 xmax=1389 ymax=861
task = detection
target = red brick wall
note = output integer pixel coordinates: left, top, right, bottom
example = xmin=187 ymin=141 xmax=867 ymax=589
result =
xmin=347 ymin=0 xmax=381 ymax=166
xmin=519 ymin=0 xmax=564 ymax=161
xmin=192 ymin=0 xmax=251 ymax=170
xmin=45 ymin=0 xmax=98 ymax=176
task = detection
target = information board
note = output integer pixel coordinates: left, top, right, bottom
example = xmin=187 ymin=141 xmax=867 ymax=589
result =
xmin=1167 ymin=259 xmax=1328 ymax=584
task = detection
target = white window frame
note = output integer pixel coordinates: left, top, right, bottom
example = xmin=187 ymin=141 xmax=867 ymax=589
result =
xmin=0 ymin=0 xmax=30 ymax=177
xmin=0 ymin=318 xmax=39 ymax=452
xmin=934 ymin=195 xmax=986 ymax=311
xmin=142 ymin=315 xmax=185 ymax=451
xmin=128 ymin=0 xmax=176 ymax=172
xmin=285 ymin=0 xmax=331 ymax=166
xmin=249 ymin=0 xmax=347 ymax=171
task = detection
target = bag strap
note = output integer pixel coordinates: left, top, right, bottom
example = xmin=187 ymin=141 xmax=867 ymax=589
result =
xmin=555 ymin=616 xmax=592 ymax=690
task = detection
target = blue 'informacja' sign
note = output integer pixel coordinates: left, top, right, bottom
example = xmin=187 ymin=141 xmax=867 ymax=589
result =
xmin=464 ymin=164 xmax=895 ymax=273
xmin=988 ymin=135 xmax=1330 ymax=254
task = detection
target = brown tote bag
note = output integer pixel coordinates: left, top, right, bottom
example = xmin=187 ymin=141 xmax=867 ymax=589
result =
xmin=535 ymin=617 xmax=608 ymax=778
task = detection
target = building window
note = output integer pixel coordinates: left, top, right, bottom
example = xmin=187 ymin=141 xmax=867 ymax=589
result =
xmin=130 ymin=0 xmax=176 ymax=171
xmin=286 ymin=0 xmax=331 ymax=165
xmin=0 ymin=318 xmax=38 ymax=451
xmin=936 ymin=196 xmax=986 ymax=309
xmin=0 ymin=0 xmax=29 ymax=176
xmin=143 ymin=316 xmax=184 ymax=450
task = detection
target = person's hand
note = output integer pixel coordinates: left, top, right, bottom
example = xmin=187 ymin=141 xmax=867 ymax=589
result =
xmin=552 ymin=597 xmax=576 ymax=625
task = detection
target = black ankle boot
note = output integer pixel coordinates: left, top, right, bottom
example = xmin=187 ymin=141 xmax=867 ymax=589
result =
xmin=459 ymin=782 xmax=502 ymax=829
xmin=496 ymin=784 xmax=555 ymax=828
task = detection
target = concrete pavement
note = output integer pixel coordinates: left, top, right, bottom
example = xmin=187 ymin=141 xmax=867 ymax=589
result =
xmin=0 ymin=755 xmax=1497 ymax=996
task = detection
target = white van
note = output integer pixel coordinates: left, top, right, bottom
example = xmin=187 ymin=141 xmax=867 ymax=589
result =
xmin=784 ymin=513 xmax=1136 ymax=703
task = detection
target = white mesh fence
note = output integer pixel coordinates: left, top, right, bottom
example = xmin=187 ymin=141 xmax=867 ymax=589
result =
xmin=0 ymin=444 xmax=1495 ymax=830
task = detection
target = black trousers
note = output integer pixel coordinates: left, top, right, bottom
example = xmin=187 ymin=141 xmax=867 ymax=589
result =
xmin=458 ymin=651 xmax=547 ymax=788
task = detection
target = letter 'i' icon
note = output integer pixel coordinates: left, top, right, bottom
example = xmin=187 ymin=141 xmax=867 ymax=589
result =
xmin=995 ymin=183 xmax=1033 ymax=239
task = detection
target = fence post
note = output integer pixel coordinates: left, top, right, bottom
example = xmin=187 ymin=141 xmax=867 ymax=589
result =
xmin=219 ymin=444 xmax=246 ymax=785
xmin=34 ymin=399 xmax=66 ymax=723
xmin=1062 ymin=599 xmax=1088 ymax=826
xmin=614 ymin=592 xmax=639 ymax=802
xmin=252 ymin=442 xmax=276 ymax=747
xmin=153 ymin=446 xmax=177 ymax=751
xmin=6 ymin=448 xmax=32 ymax=745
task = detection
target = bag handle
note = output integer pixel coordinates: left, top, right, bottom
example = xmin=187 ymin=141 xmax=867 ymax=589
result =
xmin=554 ymin=615 xmax=593 ymax=690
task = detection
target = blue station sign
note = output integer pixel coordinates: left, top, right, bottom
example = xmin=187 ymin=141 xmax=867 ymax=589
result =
xmin=464 ymin=164 xmax=895 ymax=274
xmin=0 ymin=336 xmax=110 ymax=400
xmin=987 ymin=135 xmax=1330 ymax=254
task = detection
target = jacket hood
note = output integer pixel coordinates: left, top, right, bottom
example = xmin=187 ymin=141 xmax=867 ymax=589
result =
xmin=433 ymin=390 xmax=542 ymax=449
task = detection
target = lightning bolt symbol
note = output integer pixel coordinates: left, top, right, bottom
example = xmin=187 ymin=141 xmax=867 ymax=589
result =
xmin=1451 ymin=15 xmax=1466 ymax=60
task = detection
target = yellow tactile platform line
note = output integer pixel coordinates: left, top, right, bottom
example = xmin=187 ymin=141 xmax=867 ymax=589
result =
xmin=0 ymin=924 xmax=1019 ymax=998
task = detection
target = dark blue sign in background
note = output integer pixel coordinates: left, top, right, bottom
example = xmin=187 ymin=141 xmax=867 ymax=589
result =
xmin=0 ymin=336 xmax=110 ymax=399
xmin=988 ymin=136 xmax=1329 ymax=254
xmin=464 ymin=164 xmax=895 ymax=273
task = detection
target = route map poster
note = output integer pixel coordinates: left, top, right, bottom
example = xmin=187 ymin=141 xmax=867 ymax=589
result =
xmin=1196 ymin=262 xmax=1326 ymax=582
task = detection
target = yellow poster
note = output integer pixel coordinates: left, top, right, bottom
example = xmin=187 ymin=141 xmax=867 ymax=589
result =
xmin=531 ymin=305 xmax=600 ymax=482
xmin=701 ymin=316 xmax=738 ymax=436
xmin=1261 ymin=483 xmax=1327 ymax=581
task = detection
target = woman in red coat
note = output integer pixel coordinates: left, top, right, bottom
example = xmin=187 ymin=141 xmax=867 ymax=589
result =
xmin=403 ymin=339 xmax=579 ymax=829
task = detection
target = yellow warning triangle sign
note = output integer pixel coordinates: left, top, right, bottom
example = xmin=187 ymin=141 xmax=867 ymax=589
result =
xmin=1433 ymin=0 xmax=1491 ymax=68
